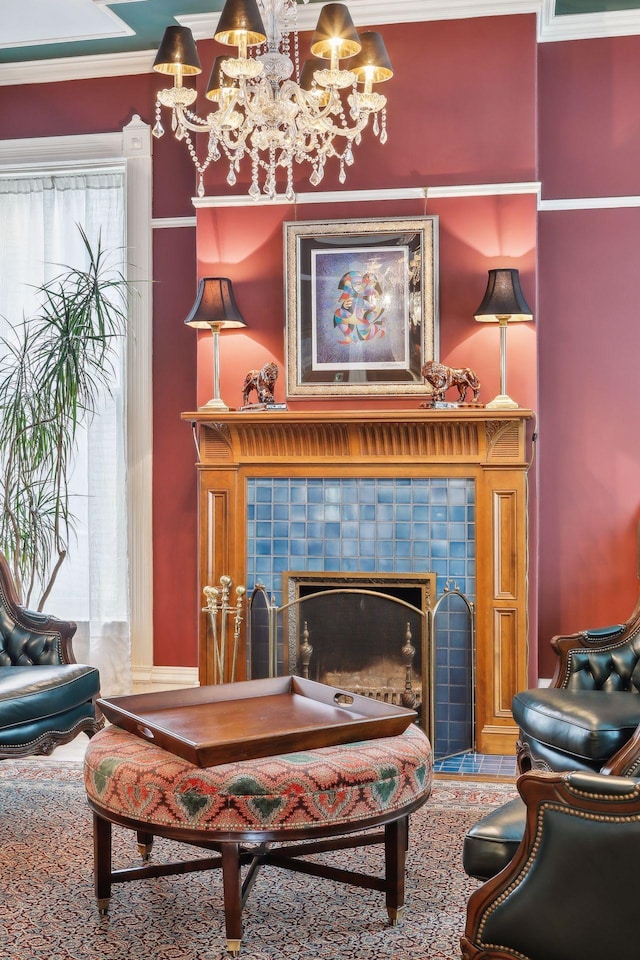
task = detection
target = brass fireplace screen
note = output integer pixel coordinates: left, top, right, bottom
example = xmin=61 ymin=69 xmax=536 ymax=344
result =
xmin=245 ymin=572 xmax=475 ymax=757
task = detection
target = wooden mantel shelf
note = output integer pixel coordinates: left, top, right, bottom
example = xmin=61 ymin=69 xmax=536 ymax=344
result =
xmin=184 ymin=407 xmax=535 ymax=755
xmin=183 ymin=408 xmax=534 ymax=467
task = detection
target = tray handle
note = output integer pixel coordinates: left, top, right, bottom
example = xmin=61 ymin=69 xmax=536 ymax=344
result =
xmin=333 ymin=692 xmax=355 ymax=706
xmin=137 ymin=724 xmax=156 ymax=741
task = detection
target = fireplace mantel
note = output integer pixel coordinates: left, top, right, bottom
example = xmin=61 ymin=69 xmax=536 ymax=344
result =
xmin=184 ymin=408 xmax=534 ymax=754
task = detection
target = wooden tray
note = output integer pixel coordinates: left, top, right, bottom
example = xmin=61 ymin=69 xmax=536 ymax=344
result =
xmin=98 ymin=676 xmax=417 ymax=767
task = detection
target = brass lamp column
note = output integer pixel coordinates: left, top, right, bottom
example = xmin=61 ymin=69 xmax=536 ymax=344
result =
xmin=185 ymin=277 xmax=247 ymax=411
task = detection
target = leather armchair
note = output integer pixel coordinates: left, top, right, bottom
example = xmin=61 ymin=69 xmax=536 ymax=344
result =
xmin=461 ymin=769 xmax=640 ymax=960
xmin=0 ymin=553 xmax=103 ymax=758
xmin=513 ymin=595 xmax=640 ymax=776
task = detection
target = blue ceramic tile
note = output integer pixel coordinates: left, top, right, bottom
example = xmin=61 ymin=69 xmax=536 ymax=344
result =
xmin=359 ymin=483 xmax=377 ymax=504
xmin=377 ymin=540 xmax=395 ymax=557
xmin=395 ymin=504 xmax=412 ymax=522
xmin=359 ymin=521 xmax=376 ymax=540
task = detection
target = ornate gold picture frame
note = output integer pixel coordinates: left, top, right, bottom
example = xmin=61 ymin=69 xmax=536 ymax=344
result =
xmin=284 ymin=216 xmax=438 ymax=397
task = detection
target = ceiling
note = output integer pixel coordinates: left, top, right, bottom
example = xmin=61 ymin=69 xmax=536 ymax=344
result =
xmin=3 ymin=0 xmax=640 ymax=82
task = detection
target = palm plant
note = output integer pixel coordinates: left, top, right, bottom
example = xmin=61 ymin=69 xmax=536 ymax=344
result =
xmin=0 ymin=225 xmax=132 ymax=609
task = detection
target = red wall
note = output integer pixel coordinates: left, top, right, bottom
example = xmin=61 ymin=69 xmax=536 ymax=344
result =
xmin=537 ymin=34 xmax=640 ymax=675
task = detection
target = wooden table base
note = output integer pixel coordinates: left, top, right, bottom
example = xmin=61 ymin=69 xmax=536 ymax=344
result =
xmin=90 ymin=800 xmax=421 ymax=956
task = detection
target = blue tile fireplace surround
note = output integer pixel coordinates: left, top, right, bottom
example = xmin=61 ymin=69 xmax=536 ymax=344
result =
xmin=189 ymin=408 xmax=532 ymax=759
xmin=246 ymin=475 xmax=475 ymax=760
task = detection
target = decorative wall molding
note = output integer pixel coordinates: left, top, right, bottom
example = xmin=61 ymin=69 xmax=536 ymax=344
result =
xmin=192 ymin=182 xmax=540 ymax=209
xmin=539 ymin=195 xmax=640 ymax=210
xmin=131 ymin=664 xmax=200 ymax=687
xmin=152 ymin=216 xmax=197 ymax=230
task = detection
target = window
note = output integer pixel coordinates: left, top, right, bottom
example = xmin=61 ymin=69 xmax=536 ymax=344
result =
xmin=0 ymin=119 xmax=152 ymax=695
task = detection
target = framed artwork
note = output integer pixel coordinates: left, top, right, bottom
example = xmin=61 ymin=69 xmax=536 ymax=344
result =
xmin=284 ymin=216 xmax=438 ymax=397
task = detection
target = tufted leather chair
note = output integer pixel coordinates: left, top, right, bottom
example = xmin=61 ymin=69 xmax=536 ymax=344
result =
xmin=461 ymin=769 xmax=640 ymax=960
xmin=513 ymin=595 xmax=640 ymax=776
xmin=0 ymin=553 xmax=103 ymax=758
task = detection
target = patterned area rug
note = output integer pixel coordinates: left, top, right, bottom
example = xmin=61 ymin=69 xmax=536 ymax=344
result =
xmin=0 ymin=759 xmax=516 ymax=960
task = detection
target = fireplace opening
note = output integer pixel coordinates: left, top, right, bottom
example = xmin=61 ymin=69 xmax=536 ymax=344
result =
xmin=249 ymin=572 xmax=434 ymax=735
xmin=248 ymin=570 xmax=475 ymax=759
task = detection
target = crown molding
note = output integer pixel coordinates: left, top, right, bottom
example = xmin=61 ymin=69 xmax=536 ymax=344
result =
xmin=538 ymin=1 xmax=640 ymax=41
xmin=2 ymin=0 xmax=640 ymax=87
xmin=0 ymin=49 xmax=154 ymax=86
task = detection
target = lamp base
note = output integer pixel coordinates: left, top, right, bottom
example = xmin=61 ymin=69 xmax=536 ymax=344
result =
xmin=199 ymin=396 xmax=230 ymax=412
xmin=485 ymin=394 xmax=519 ymax=410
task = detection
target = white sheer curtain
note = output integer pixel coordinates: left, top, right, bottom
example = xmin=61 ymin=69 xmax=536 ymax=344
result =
xmin=0 ymin=172 xmax=131 ymax=695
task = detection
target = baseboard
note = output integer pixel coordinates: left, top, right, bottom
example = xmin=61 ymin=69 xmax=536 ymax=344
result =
xmin=131 ymin=665 xmax=199 ymax=687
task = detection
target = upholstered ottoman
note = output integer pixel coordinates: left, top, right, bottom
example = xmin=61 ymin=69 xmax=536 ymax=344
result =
xmin=84 ymin=723 xmax=432 ymax=955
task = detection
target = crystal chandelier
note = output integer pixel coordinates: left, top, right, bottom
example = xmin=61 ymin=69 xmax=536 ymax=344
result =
xmin=152 ymin=0 xmax=393 ymax=200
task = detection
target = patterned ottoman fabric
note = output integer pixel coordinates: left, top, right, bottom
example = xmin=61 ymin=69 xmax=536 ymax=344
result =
xmin=84 ymin=723 xmax=432 ymax=834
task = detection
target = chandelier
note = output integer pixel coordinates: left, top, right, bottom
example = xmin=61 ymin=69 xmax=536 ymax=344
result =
xmin=152 ymin=0 xmax=393 ymax=200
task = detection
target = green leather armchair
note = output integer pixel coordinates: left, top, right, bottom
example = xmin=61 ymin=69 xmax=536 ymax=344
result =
xmin=0 ymin=553 xmax=103 ymax=758
xmin=461 ymin=769 xmax=640 ymax=960
xmin=513 ymin=595 xmax=640 ymax=776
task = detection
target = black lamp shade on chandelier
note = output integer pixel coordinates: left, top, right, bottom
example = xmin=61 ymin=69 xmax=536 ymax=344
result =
xmin=310 ymin=3 xmax=362 ymax=60
xmin=215 ymin=0 xmax=267 ymax=48
xmin=184 ymin=277 xmax=247 ymax=331
xmin=348 ymin=32 xmax=393 ymax=84
xmin=152 ymin=25 xmax=202 ymax=76
xmin=474 ymin=268 xmax=533 ymax=410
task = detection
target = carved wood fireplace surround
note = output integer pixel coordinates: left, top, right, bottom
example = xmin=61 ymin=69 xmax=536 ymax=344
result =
xmin=185 ymin=408 xmax=533 ymax=755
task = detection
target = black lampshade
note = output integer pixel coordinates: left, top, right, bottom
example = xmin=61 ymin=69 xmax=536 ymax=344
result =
xmin=205 ymin=57 xmax=234 ymax=101
xmin=310 ymin=3 xmax=361 ymax=61
xmin=153 ymin=26 xmax=202 ymax=76
xmin=474 ymin=268 xmax=533 ymax=323
xmin=214 ymin=0 xmax=267 ymax=48
xmin=184 ymin=278 xmax=247 ymax=329
xmin=348 ymin=32 xmax=393 ymax=84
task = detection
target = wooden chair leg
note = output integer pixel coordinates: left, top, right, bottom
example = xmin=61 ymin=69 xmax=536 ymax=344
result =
xmin=136 ymin=829 xmax=154 ymax=861
xmin=93 ymin=813 xmax=112 ymax=915
xmin=384 ymin=814 xmax=408 ymax=925
xmin=221 ymin=842 xmax=243 ymax=956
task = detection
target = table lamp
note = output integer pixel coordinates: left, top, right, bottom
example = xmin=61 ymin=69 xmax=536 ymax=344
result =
xmin=474 ymin=268 xmax=533 ymax=409
xmin=185 ymin=277 xmax=247 ymax=411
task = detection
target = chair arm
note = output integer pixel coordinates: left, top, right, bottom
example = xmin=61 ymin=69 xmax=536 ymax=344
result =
xmin=13 ymin=603 xmax=78 ymax=664
xmin=0 ymin=553 xmax=78 ymax=665
xmin=462 ymin=769 xmax=640 ymax=960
